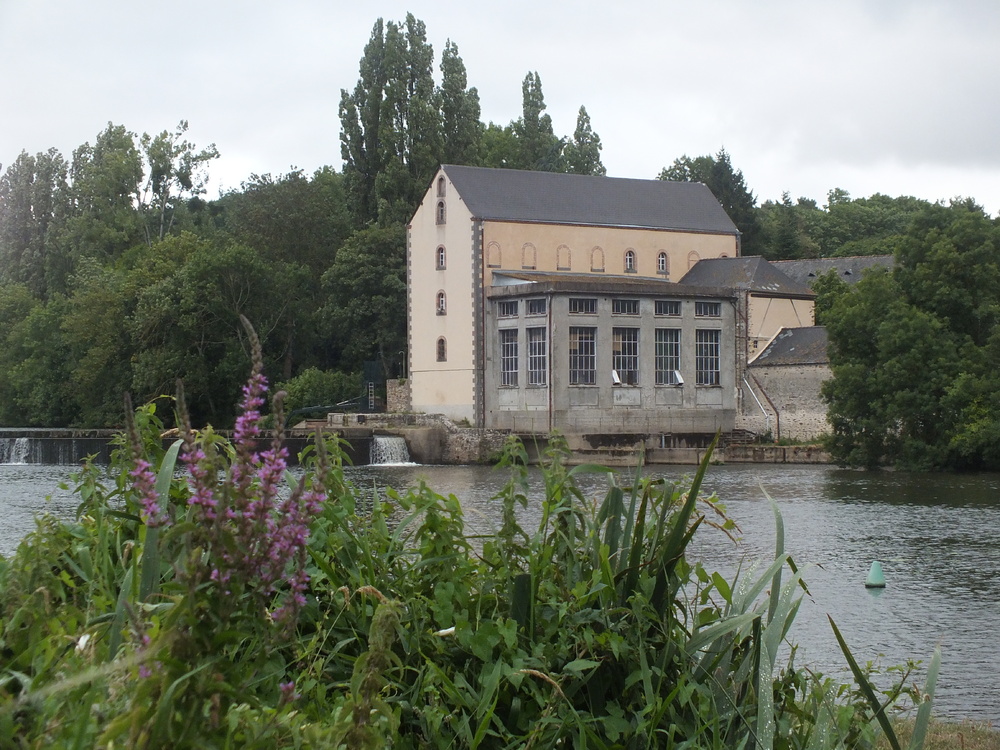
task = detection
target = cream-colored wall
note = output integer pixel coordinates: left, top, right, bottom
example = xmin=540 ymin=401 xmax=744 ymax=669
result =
xmin=747 ymin=297 xmax=814 ymax=353
xmin=408 ymin=170 xmax=477 ymax=422
xmin=481 ymin=222 xmax=737 ymax=286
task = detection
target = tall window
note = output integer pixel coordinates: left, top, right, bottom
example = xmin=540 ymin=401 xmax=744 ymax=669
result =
xmin=591 ymin=246 xmax=605 ymax=272
xmin=487 ymin=241 xmax=501 ymax=268
xmin=696 ymin=329 xmax=721 ymax=385
xmin=569 ymin=327 xmax=596 ymax=385
xmin=613 ymin=328 xmax=639 ymax=385
xmin=557 ymin=244 xmax=571 ymax=270
xmin=436 ymin=337 xmax=447 ymax=362
xmin=436 ymin=245 xmax=446 ymax=269
xmin=655 ymin=329 xmax=681 ymax=384
xmin=657 ymin=252 xmax=668 ymax=274
xmin=436 ymin=201 xmax=446 ymax=224
xmin=521 ymin=242 xmax=536 ymax=269
xmin=436 ymin=291 xmax=447 ymax=315
xmin=624 ymin=249 xmax=636 ymax=272
xmin=437 ymin=176 xmax=446 ymax=197
xmin=527 ymin=327 xmax=547 ymax=386
xmin=499 ymin=329 xmax=518 ymax=387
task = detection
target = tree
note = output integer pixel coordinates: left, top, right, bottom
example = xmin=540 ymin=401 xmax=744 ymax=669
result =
xmin=139 ymin=120 xmax=219 ymax=245
xmin=512 ymin=72 xmax=564 ymax=171
xmin=340 ymin=14 xmax=443 ymax=226
xmin=659 ymin=149 xmax=760 ymax=254
xmin=0 ymin=149 xmax=70 ymax=298
xmin=823 ymin=201 xmax=1000 ymax=469
xmin=321 ymin=225 xmax=406 ymax=372
xmin=438 ymin=40 xmax=481 ymax=165
xmin=563 ymin=106 xmax=605 ymax=176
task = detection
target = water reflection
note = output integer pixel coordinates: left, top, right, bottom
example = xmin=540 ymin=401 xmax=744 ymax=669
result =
xmin=2 ymin=461 xmax=998 ymax=723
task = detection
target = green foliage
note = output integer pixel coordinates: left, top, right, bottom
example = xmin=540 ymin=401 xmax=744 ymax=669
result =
xmin=278 ymin=368 xmax=363 ymax=418
xmin=823 ymin=200 xmax=1000 ymax=469
xmin=0 ymin=409 xmax=933 ymax=747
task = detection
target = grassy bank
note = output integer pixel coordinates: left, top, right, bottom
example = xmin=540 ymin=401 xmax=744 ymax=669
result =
xmin=880 ymin=720 xmax=999 ymax=750
xmin=0 ymin=332 xmax=941 ymax=748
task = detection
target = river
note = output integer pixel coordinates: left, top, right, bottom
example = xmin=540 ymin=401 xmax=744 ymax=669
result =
xmin=2 ymin=459 xmax=999 ymax=723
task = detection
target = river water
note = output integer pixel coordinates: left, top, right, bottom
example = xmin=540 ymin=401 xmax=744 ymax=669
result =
xmin=2 ymin=460 xmax=999 ymax=723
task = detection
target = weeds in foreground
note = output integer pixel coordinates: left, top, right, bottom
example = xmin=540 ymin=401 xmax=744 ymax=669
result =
xmin=0 ymin=324 xmax=939 ymax=748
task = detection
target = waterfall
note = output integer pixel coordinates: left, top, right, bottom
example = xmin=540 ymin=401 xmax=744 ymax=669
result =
xmin=0 ymin=437 xmax=32 ymax=464
xmin=369 ymin=435 xmax=413 ymax=465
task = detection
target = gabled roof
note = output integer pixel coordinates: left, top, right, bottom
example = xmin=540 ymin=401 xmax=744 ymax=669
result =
xmin=771 ymin=255 xmax=894 ymax=286
xmin=440 ymin=165 xmax=740 ymax=235
xmin=749 ymin=326 xmax=829 ymax=367
xmin=678 ymin=256 xmax=815 ymax=299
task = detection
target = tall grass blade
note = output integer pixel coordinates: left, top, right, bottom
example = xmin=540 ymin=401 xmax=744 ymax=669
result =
xmin=907 ymin=645 xmax=940 ymax=750
xmin=829 ymin=615 xmax=901 ymax=750
xmin=106 ymin=566 xmax=134 ymax=661
xmin=139 ymin=439 xmax=181 ymax=602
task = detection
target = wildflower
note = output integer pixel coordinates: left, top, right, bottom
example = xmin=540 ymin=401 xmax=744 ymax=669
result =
xmin=125 ymin=394 xmax=168 ymax=528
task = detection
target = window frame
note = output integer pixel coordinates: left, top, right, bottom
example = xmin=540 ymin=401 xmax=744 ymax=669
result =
xmin=525 ymin=298 xmax=547 ymax=316
xmin=612 ymin=299 xmax=639 ymax=316
xmin=695 ymin=329 xmax=721 ymax=386
xmin=568 ymin=298 xmax=597 ymax=315
xmin=695 ymin=301 xmax=722 ymax=318
xmin=612 ymin=327 xmax=640 ymax=385
xmin=655 ymin=299 xmax=681 ymax=317
xmin=655 ymin=328 xmax=681 ymax=385
xmin=497 ymin=300 xmax=519 ymax=318
xmin=436 ymin=337 xmax=447 ymax=362
xmin=568 ymin=326 xmax=597 ymax=385
xmin=436 ymin=290 xmax=447 ymax=315
xmin=657 ymin=252 xmax=668 ymax=274
xmin=436 ymin=245 xmax=446 ymax=270
xmin=527 ymin=326 xmax=547 ymax=386
xmin=499 ymin=329 xmax=519 ymax=387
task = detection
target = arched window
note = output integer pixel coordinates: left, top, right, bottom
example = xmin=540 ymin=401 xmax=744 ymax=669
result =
xmin=436 ymin=337 xmax=447 ymax=362
xmin=487 ymin=241 xmax=501 ymax=268
xmin=657 ymin=252 xmax=668 ymax=274
xmin=557 ymin=244 xmax=571 ymax=270
xmin=521 ymin=242 xmax=536 ymax=270
xmin=624 ymin=249 xmax=636 ymax=272
xmin=591 ymin=246 xmax=605 ymax=272
xmin=436 ymin=290 xmax=447 ymax=315
xmin=436 ymin=245 xmax=446 ymax=269
xmin=687 ymin=251 xmax=700 ymax=270
xmin=437 ymin=176 xmax=446 ymax=197
xmin=436 ymin=201 xmax=446 ymax=225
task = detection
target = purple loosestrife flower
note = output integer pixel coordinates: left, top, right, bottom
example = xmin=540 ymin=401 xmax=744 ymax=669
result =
xmin=125 ymin=394 xmax=168 ymax=528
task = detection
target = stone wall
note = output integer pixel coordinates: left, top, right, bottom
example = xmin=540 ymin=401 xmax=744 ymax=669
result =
xmin=386 ymin=379 xmax=411 ymax=413
xmin=744 ymin=364 xmax=831 ymax=442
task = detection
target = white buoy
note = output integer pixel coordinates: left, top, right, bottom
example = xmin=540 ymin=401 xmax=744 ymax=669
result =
xmin=865 ymin=561 xmax=886 ymax=588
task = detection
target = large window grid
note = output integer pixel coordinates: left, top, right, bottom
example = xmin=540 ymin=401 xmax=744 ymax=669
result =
xmin=695 ymin=301 xmax=722 ymax=317
xmin=655 ymin=300 xmax=681 ymax=317
xmin=696 ymin=329 xmax=721 ymax=385
xmin=527 ymin=327 xmax=547 ymax=386
xmin=499 ymin=329 xmax=519 ymax=387
xmin=655 ymin=329 xmax=681 ymax=385
xmin=612 ymin=327 xmax=639 ymax=385
xmin=569 ymin=327 xmax=597 ymax=385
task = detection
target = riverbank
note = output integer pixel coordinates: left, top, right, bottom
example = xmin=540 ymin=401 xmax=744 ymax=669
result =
xmin=879 ymin=719 xmax=999 ymax=749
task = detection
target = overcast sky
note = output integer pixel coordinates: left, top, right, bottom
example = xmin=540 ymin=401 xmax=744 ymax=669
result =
xmin=2 ymin=0 xmax=998 ymax=214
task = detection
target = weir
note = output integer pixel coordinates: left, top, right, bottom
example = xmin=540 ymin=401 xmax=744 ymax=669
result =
xmin=0 ymin=435 xmax=112 ymax=465
xmin=369 ymin=435 xmax=412 ymax=465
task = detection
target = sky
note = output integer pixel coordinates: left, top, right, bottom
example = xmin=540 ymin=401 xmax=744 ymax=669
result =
xmin=2 ymin=0 xmax=999 ymax=214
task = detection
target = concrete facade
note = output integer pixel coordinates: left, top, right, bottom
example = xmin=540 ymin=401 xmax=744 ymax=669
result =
xmin=483 ymin=276 xmax=740 ymax=441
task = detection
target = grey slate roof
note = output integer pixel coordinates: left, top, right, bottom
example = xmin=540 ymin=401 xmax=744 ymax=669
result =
xmin=771 ymin=256 xmax=894 ymax=286
xmin=440 ymin=165 xmax=740 ymax=235
xmin=749 ymin=326 xmax=829 ymax=367
xmin=678 ymin=256 xmax=815 ymax=298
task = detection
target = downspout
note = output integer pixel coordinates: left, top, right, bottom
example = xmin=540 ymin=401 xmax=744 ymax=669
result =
xmin=742 ymin=375 xmax=771 ymax=438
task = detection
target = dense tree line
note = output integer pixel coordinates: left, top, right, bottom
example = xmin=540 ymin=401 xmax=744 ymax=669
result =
xmin=2 ymin=12 xmax=996 ymax=452
xmin=0 ymin=15 xmax=607 ymax=429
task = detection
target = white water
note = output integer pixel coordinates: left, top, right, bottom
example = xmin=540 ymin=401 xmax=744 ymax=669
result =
xmin=369 ymin=435 xmax=414 ymax=465
xmin=0 ymin=437 xmax=31 ymax=464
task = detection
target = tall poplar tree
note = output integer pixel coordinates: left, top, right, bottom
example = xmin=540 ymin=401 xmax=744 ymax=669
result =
xmin=563 ymin=106 xmax=605 ymax=176
xmin=438 ymin=40 xmax=482 ymax=165
xmin=512 ymin=72 xmax=564 ymax=171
